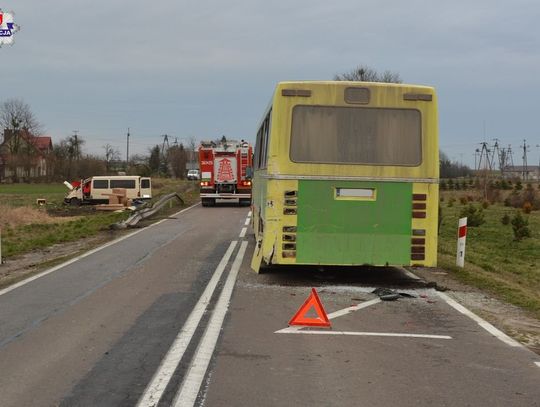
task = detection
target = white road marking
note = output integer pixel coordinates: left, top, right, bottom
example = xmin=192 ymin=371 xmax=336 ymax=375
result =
xmin=173 ymin=241 xmax=248 ymax=407
xmin=0 ymin=203 xmax=201 ymax=298
xmin=276 ymin=297 xmax=451 ymax=339
xmin=244 ymin=218 xmax=250 ymax=226
xmin=277 ymin=329 xmax=452 ymax=339
xmin=399 ymin=267 xmax=421 ymax=280
xmin=327 ymin=298 xmax=381 ymax=319
xmin=247 ymin=210 xmax=252 ymax=217
xmin=239 ymin=227 xmax=247 ymax=238
xmin=535 ymin=362 xmax=540 ymax=368
xmin=136 ymin=240 xmax=237 ymax=407
xmin=437 ymin=291 xmax=523 ymax=348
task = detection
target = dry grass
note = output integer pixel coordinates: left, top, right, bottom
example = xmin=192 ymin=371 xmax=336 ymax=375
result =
xmin=0 ymin=204 xmax=79 ymax=229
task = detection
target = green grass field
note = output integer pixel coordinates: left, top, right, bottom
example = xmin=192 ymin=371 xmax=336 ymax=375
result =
xmin=0 ymin=183 xmax=68 ymax=207
xmin=438 ymin=195 xmax=540 ymax=319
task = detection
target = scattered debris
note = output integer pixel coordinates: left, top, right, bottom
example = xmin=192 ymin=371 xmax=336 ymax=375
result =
xmin=372 ymin=287 xmax=416 ymax=301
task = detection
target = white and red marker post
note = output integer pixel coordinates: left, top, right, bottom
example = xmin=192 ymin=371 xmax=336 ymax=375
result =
xmin=456 ymin=217 xmax=467 ymax=267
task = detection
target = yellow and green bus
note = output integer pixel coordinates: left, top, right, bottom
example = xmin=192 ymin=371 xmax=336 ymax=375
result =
xmin=251 ymin=81 xmax=439 ymax=272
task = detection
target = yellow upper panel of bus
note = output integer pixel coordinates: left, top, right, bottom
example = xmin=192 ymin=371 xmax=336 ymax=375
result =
xmin=262 ymin=81 xmax=438 ymax=181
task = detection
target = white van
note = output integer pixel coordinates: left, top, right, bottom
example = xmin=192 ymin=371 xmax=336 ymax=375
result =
xmin=64 ymin=175 xmax=152 ymax=205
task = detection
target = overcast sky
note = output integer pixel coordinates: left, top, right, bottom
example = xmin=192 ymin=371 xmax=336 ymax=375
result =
xmin=2 ymin=0 xmax=540 ymax=166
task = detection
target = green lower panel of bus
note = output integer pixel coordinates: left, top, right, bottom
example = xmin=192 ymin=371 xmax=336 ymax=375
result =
xmin=296 ymin=180 xmax=412 ymax=265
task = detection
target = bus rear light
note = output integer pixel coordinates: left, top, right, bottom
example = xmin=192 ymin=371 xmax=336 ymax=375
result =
xmin=282 ymin=234 xmax=296 ymax=242
xmin=200 ymin=181 xmax=210 ymax=186
xmin=284 ymin=199 xmax=297 ymax=206
xmin=242 ymin=180 xmax=252 ymax=186
xmin=282 ymin=251 xmax=296 ymax=258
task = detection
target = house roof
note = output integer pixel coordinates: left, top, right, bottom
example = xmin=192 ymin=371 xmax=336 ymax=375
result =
xmin=31 ymin=136 xmax=52 ymax=151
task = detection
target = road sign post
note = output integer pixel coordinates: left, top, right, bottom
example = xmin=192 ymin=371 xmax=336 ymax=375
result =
xmin=456 ymin=217 xmax=467 ymax=267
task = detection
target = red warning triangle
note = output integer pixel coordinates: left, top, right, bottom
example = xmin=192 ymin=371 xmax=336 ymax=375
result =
xmin=288 ymin=288 xmax=331 ymax=327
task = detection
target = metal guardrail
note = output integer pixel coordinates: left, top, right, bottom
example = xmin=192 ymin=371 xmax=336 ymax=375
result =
xmin=112 ymin=192 xmax=185 ymax=229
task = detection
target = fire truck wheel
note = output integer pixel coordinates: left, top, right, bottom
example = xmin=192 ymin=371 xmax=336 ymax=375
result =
xmin=239 ymin=198 xmax=251 ymax=207
xmin=201 ymin=198 xmax=215 ymax=207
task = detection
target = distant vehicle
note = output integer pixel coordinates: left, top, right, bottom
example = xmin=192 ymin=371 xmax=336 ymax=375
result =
xmin=64 ymin=175 xmax=152 ymax=205
xmin=251 ymin=81 xmax=439 ymax=272
xmin=198 ymin=139 xmax=253 ymax=206
xmin=187 ymin=169 xmax=200 ymax=180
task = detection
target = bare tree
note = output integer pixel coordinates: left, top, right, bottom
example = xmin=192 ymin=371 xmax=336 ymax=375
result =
xmin=334 ymin=65 xmax=402 ymax=83
xmin=103 ymin=143 xmax=120 ymax=173
xmin=0 ymin=98 xmax=43 ymax=139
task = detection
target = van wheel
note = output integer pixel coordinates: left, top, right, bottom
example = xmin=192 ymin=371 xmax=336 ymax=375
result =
xmin=69 ymin=198 xmax=81 ymax=207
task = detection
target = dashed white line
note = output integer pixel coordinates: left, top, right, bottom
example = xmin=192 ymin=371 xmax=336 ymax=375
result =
xmin=244 ymin=218 xmax=250 ymax=226
xmin=173 ymin=241 xmax=248 ymax=407
xmin=437 ymin=291 xmax=523 ymax=348
xmin=239 ymin=227 xmax=247 ymax=238
xmin=535 ymin=362 xmax=540 ymax=368
xmin=137 ymin=241 xmax=238 ymax=407
xmin=247 ymin=210 xmax=252 ymax=217
xmin=0 ymin=203 xmax=201 ymax=298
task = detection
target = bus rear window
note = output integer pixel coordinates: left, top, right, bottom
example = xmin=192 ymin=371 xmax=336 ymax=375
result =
xmin=110 ymin=179 xmax=136 ymax=189
xmin=290 ymin=106 xmax=422 ymax=166
xmin=93 ymin=180 xmax=108 ymax=189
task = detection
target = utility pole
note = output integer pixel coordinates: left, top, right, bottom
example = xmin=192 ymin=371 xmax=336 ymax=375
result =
xmin=126 ymin=127 xmax=130 ymax=171
xmin=72 ymin=130 xmax=79 ymax=160
xmin=521 ymin=139 xmax=530 ymax=181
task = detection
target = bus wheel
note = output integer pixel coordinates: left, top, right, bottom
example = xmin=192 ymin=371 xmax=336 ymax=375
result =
xmin=69 ymin=198 xmax=81 ymax=207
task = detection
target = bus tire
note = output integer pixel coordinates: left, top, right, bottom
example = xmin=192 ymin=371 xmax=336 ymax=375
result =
xmin=69 ymin=198 xmax=81 ymax=207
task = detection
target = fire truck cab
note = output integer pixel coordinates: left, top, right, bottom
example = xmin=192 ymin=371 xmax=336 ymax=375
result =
xmin=199 ymin=139 xmax=253 ymax=207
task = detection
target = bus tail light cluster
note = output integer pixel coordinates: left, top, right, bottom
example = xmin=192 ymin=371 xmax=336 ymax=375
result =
xmin=282 ymin=191 xmax=298 ymax=258
xmin=200 ymin=181 xmax=210 ymax=187
xmin=282 ymin=226 xmax=297 ymax=258
xmin=241 ymin=180 xmax=252 ymax=187
xmin=411 ymin=194 xmax=427 ymax=262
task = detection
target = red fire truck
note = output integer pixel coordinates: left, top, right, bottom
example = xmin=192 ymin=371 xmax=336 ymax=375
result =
xmin=198 ymin=139 xmax=253 ymax=206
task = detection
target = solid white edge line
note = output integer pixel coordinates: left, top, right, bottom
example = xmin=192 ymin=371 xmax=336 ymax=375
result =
xmin=239 ymin=227 xmax=247 ymax=238
xmin=136 ymin=240 xmax=238 ymax=407
xmin=244 ymin=218 xmax=250 ymax=226
xmin=437 ymin=291 xmax=523 ymax=348
xmin=0 ymin=202 xmax=201 ymax=298
xmin=173 ymin=241 xmax=248 ymax=407
xmin=400 ymin=267 xmax=421 ymax=280
xmin=277 ymin=330 xmax=452 ymax=339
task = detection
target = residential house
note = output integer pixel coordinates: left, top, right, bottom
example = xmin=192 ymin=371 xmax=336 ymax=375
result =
xmin=0 ymin=129 xmax=53 ymax=180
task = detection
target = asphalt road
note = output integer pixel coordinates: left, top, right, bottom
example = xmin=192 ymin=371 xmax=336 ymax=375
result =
xmin=0 ymin=202 xmax=539 ymax=407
